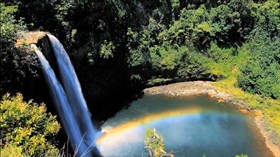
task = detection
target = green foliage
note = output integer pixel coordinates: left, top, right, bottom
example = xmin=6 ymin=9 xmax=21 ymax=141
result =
xmin=127 ymin=14 xmax=213 ymax=84
xmin=100 ymin=40 xmax=115 ymax=59
xmin=0 ymin=3 xmax=25 ymax=48
xmin=5 ymin=0 xmax=278 ymax=89
xmin=7 ymin=0 xmax=259 ymax=90
xmin=251 ymin=0 xmax=280 ymax=36
xmin=124 ymin=0 xmax=256 ymax=85
xmin=147 ymin=78 xmax=173 ymax=86
xmin=209 ymin=1 xmax=253 ymax=44
xmin=0 ymin=143 xmax=61 ymax=157
xmin=0 ymin=144 xmax=26 ymax=157
xmin=165 ymin=5 xmax=211 ymax=47
xmin=0 ymin=93 xmax=60 ymax=156
xmin=149 ymin=44 xmax=183 ymax=71
xmin=157 ymin=1 xmax=253 ymax=48
xmin=145 ymin=128 xmax=173 ymax=157
xmin=238 ymin=31 xmax=280 ymax=99
xmin=177 ymin=52 xmax=211 ymax=79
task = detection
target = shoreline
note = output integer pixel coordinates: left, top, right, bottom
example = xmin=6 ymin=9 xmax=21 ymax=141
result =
xmin=144 ymin=81 xmax=280 ymax=157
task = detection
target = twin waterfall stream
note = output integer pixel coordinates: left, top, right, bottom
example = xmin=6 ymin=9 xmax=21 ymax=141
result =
xmin=32 ymin=34 xmax=101 ymax=157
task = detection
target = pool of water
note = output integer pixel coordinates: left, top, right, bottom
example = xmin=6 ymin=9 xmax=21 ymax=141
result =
xmin=97 ymin=95 xmax=274 ymax=157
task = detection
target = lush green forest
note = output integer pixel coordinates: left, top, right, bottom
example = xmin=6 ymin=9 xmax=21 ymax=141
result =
xmin=1 ymin=0 xmax=280 ymax=156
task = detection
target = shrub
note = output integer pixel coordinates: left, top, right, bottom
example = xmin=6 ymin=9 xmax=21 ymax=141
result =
xmin=145 ymin=128 xmax=173 ymax=157
xmin=0 ymin=93 xmax=60 ymax=156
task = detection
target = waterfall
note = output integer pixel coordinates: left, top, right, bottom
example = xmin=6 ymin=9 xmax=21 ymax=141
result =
xmin=46 ymin=34 xmax=99 ymax=147
xmin=32 ymin=35 xmax=101 ymax=157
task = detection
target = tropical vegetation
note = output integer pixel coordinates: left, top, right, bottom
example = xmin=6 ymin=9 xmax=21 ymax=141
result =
xmin=0 ymin=0 xmax=279 ymax=156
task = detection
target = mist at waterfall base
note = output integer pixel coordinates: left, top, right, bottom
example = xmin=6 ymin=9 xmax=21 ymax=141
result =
xmin=33 ymin=34 xmax=101 ymax=157
xmin=97 ymin=95 xmax=274 ymax=157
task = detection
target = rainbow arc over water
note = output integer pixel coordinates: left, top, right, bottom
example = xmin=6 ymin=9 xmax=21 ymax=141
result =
xmin=96 ymin=106 xmax=230 ymax=145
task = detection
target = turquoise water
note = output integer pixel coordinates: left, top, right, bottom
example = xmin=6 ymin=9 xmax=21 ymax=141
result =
xmin=97 ymin=95 xmax=274 ymax=157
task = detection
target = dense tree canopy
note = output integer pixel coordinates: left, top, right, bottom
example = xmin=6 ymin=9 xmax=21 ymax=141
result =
xmin=1 ymin=0 xmax=279 ymax=114
xmin=0 ymin=0 xmax=279 ymax=118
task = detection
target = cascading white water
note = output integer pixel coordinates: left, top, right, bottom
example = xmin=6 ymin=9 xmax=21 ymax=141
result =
xmin=47 ymin=34 xmax=99 ymax=149
xmin=32 ymin=35 xmax=101 ymax=157
xmin=32 ymin=45 xmax=88 ymax=156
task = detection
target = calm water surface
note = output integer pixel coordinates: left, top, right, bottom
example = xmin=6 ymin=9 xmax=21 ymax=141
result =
xmin=97 ymin=95 xmax=274 ymax=157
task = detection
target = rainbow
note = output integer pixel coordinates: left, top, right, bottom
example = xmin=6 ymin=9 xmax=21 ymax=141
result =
xmin=96 ymin=106 xmax=218 ymax=145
